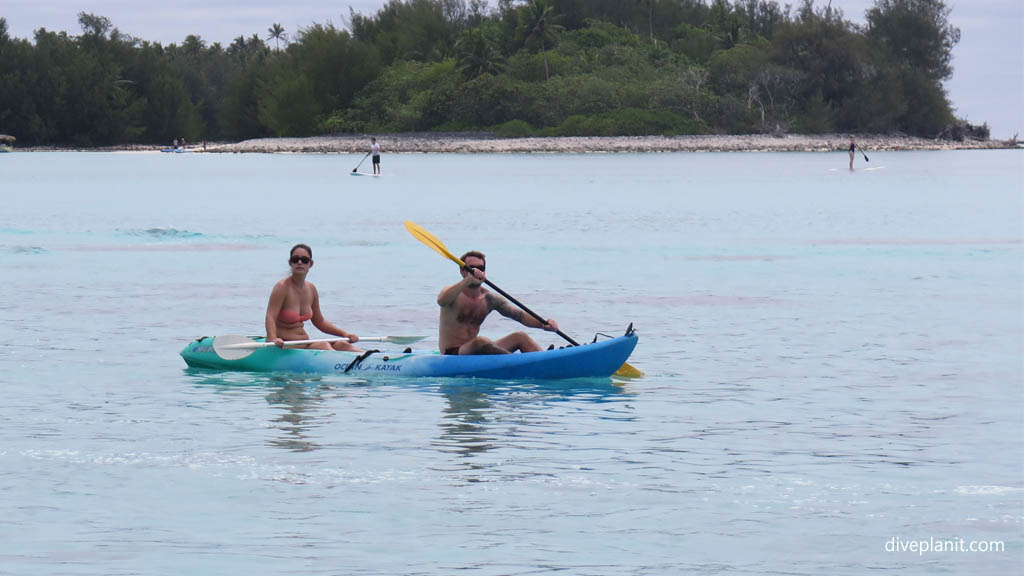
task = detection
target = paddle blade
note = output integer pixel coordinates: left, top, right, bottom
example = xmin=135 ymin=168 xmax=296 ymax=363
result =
xmin=378 ymin=335 xmax=427 ymax=345
xmin=213 ymin=334 xmax=261 ymax=360
xmin=405 ymin=221 xmax=464 ymax=266
xmin=613 ymin=362 xmax=644 ymax=378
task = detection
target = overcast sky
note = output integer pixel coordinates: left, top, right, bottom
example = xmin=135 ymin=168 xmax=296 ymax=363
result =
xmin=3 ymin=0 xmax=1021 ymax=138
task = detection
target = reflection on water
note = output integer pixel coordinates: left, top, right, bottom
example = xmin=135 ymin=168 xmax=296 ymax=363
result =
xmin=186 ymin=369 xmax=633 ymax=461
xmin=434 ymin=378 xmax=633 ymax=470
xmin=438 ymin=385 xmax=495 ymax=460
xmin=184 ymin=368 xmax=330 ymax=390
xmin=264 ymin=383 xmax=329 ymax=453
xmin=185 ymin=369 xmax=337 ymax=453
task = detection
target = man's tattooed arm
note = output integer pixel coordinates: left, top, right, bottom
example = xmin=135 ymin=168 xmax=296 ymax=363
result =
xmin=486 ymin=293 xmax=524 ymax=322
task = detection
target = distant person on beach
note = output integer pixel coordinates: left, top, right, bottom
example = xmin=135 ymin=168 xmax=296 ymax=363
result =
xmin=371 ymin=137 xmax=381 ymax=175
xmin=265 ymin=243 xmax=361 ymax=352
xmin=437 ymin=250 xmax=558 ymax=355
xmin=849 ymin=136 xmax=856 ymax=170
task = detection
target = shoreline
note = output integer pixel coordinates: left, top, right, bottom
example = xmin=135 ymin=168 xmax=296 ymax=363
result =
xmin=21 ymin=133 xmax=1018 ymax=154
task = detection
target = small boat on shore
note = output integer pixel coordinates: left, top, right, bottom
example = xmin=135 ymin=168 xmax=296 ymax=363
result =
xmin=0 ymin=134 xmax=15 ymax=153
xmin=180 ymin=331 xmax=639 ymax=380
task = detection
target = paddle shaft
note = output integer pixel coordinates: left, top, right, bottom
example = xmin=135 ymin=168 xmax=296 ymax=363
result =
xmin=222 ymin=337 xmax=355 ymax=350
xmin=353 ymin=152 xmax=370 ymax=172
xmin=480 ymin=277 xmax=580 ymax=347
xmin=223 ymin=336 xmax=410 ymax=350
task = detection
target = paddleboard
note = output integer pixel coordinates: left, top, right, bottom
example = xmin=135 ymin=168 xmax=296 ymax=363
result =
xmin=350 ymin=172 xmax=381 ymax=177
xmin=863 ymin=166 xmax=886 ymax=172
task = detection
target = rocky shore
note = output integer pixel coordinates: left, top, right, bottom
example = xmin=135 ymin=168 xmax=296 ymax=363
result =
xmin=204 ymin=133 xmax=1021 ymax=154
xmin=27 ymin=133 xmax=1019 ymax=154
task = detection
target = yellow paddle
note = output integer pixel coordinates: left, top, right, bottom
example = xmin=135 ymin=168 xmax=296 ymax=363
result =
xmin=405 ymin=221 xmax=643 ymax=378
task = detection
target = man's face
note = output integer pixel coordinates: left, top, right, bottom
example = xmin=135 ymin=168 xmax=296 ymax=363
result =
xmin=462 ymin=256 xmax=485 ymax=284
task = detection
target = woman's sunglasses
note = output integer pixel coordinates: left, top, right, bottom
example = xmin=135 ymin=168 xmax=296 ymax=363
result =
xmin=290 ymin=256 xmax=311 ymax=264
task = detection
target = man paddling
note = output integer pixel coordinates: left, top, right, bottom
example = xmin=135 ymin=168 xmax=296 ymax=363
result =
xmin=437 ymin=251 xmax=559 ymax=355
xmin=371 ymin=137 xmax=381 ymax=175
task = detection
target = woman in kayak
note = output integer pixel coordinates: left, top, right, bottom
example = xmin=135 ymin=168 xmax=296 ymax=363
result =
xmin=265 ymin=243 xmax=361 ymax=351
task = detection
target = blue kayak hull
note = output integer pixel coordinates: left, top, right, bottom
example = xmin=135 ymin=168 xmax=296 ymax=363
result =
xmin=180 ymin=334 xmax=638 ymax=380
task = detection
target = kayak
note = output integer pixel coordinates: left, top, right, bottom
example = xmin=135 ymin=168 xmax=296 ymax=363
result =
xmin=180 ymin=332 xmax=638 ymax=380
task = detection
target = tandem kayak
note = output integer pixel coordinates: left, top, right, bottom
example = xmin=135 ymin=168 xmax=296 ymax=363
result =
xmin=180 ymin=332 xmax=639 ymax=380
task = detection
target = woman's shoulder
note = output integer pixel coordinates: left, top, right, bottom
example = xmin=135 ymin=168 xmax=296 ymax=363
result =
xmin=271 ymin=277 xmax=295 ymax=294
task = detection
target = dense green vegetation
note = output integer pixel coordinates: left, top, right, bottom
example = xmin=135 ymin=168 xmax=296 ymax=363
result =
xmin=0 ymin=0 xmax=971 ymax=146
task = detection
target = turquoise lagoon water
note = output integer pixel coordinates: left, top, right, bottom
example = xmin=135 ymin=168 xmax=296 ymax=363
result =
xmin=1 ymin=150 xmax=1021 ymax=574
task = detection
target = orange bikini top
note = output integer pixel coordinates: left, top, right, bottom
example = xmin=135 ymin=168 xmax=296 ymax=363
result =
xmin=278 ymin=309 xmax=312 ymax=324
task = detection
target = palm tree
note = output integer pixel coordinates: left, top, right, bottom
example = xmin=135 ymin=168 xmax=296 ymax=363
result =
xmin=267 ymin=23 xmax=286 ymax=51
xmin=455 ymin=29 xmax=505 ymax=80
xmin=515 ymin=0 xmax=564 ymax=81
xmin=637 ymin=0 xmax=657 ymax=45
xmin=183 ymin=34 xmax=205 ymax=58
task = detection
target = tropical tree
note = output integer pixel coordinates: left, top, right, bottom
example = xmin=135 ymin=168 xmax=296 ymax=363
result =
xmin=228 ymin=34 xmax=269 ymax=63
xmin=865 ymin=0 xmax=959 ymax=134
xmin=289 ymin=23 xmax=381 ymax=112
xmin=455 ymin=27 xmax=504 ymax=79
xmin=866 ymin=0 xmax=959 ymax=81
xmin=267 ymin=23 xmax=287 ymax=50
xmin=770 ymin=4 xmax=869 ymax=132
xmin=349 ymin=0 xmax=455 ymax=64
xmin=182 ymin=34 xmax=206 ymax=57
xmin=709 ymin=0 xmax=744 ymax=49
xmin=636 ymin=0 xmax=656 ymax=45
xmin=516 ymin=0 xmax=564 ymax=80
xmin=78 ymin=12 xmax=113 ymax=37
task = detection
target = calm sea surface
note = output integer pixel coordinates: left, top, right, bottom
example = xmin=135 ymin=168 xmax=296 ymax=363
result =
xmin=1 ymin=150 xmax=1021 ymax=575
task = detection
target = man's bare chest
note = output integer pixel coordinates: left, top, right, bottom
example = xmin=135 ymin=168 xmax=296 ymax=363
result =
xmin=455 ymin=295 xmax=490 ymax=324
